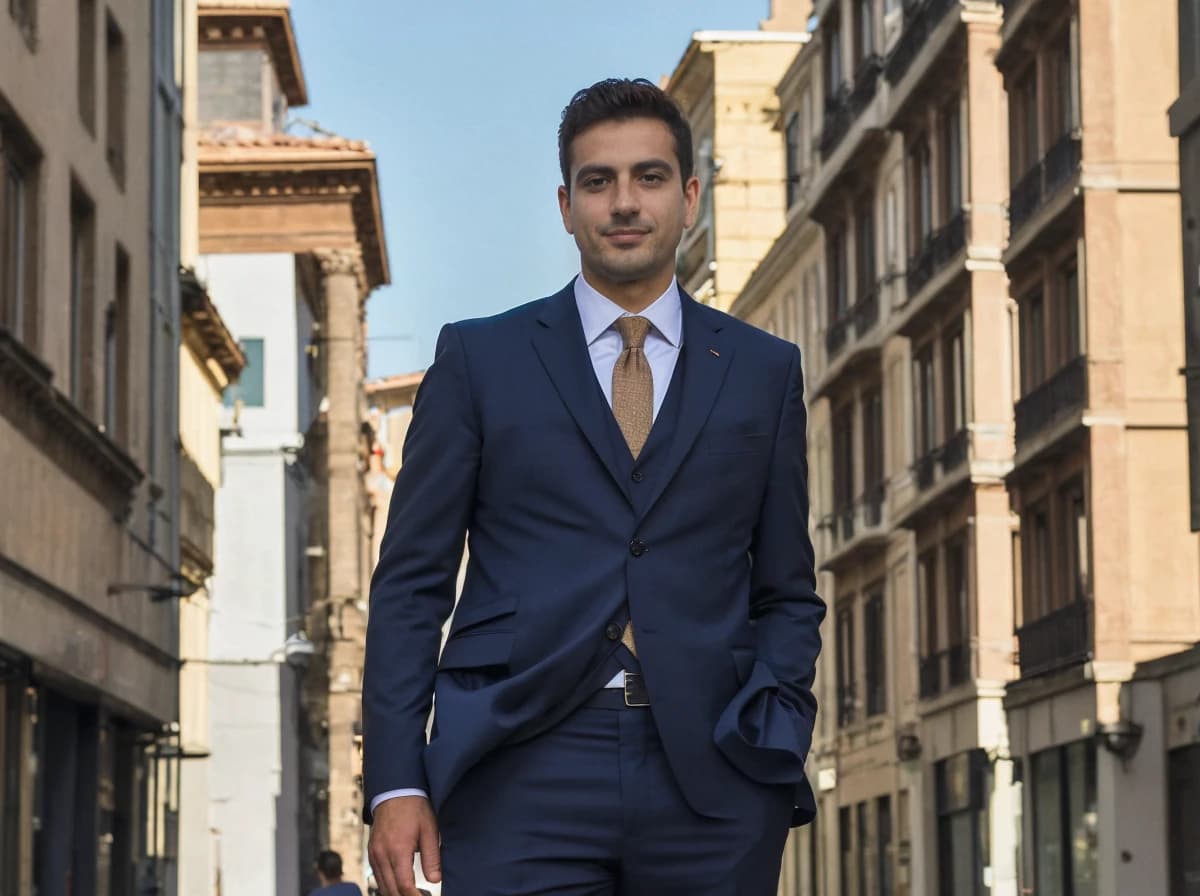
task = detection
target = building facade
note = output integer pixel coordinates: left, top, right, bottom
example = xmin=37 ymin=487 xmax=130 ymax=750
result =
xmin=997 ymin=1 xmax=1197 ymax=894
xmin=0 ymin=0 xmax=187 ymax=892
xmin=194 ymin=3 xmax=389 ymax=892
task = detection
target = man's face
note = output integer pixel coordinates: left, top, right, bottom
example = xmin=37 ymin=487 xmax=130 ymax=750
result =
xmin=558 ymin=117 xmax=700 ymax=292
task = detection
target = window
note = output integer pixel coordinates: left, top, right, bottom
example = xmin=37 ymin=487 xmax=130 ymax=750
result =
xmin=0 ymin=664 xmax=25 ymax=894
xmin=854 ymin=0 xmax=874 ymax=64
xmin=836 ymin=604 xmax=857 ymax=727
xmin=876 ymin=796 xmax=893 ymax=896
xmin=945 ymin=537 xmax=970 ymax=685
xmin=911 ymin=139 xmax=933 ymax=247
xmin=105 ymin=11 xmax=127 ymax=185
xmin=1024 ymin=501 xmax=1053 ymax=622
xmin=936 ymin=752 xmax=989 ymax=896
xmin=78 ymin=0 xmax=96 ymax=132
xmin=9 ymin=0 xmax=36 ymax=46
xmin=70 ymin=184 xmax=96 ymax=411
xmin=786 ymin=113 xmax=802 ymax=207
xmin=839 ymin=805 xmax=853 ymax=896
xmin=1033 ymin=741 xmax=1098 ymax=896
xmin=826 ymin=19 xmax=844 ymax=94
xmin=914 ymin=344 xmax=937 ymax=458
xmin=944 ymin=325 xmax=967 ymax=435
xmin=1183 ymin=0 xmax=1200 ymax=87
xmin=941 ymin=98 xmax=963 ymax=219
xmin=1011 ymin=66 xmax=1040 ymax=179
xmin=801 ymin=87 xmax=814 ymax=172
xmin=1 ymin=126 xmax=35 ymax=343
xmin=828 ymin=223 xmax=850 ymax=323
xmin=1047 ymin=26 xmax=1075 ymax=140
xmin=1021 ymin=291 xmax=1046 ymax=394
xmin=918 ymin=550 xmax=939 ymax=666
xmin=833 ymin=403 xmax=855 ymax=523
xmin=104 ymin=247 xmax=130 ymax=442
xmin=224 ymin=337 xmax=265 ymax=408
xmin=855 ymin=195 xmax=876 ymax=303
xmin=862 ymin=386 xmax=884 ymax=503
xmin=884 ymin=188 xmax=898 ymax=273
xmin=1060 ymin=259 xmax=1082 ymax=362
xmin=1060 ymin=480 xmax=1089 ymax=605
xmin=857 ymin=801 xmax=870 ymax=896
xmin=864 ymin=589 xmax=886 ymax=716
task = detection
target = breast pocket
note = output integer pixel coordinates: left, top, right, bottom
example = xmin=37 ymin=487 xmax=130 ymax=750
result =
xmin=698 ymin=431 xmax=771 ymax=456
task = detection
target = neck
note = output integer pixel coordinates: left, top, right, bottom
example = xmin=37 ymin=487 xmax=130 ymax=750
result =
xmin=581 ymin=265 xmax=674 ymax=314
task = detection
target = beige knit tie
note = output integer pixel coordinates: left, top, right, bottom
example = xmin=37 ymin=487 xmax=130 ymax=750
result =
xmin=612 ymin=315 xmax=653 ymax=657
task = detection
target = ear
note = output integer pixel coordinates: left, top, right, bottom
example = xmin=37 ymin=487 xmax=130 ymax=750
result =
xmin=682 ymin=175 xmax=701 ymax=230
xmin=557 ymin=184 xmax=574 ymax=235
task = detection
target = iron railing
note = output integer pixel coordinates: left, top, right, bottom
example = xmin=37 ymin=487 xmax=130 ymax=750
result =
xmin=1014 ymin=354 xmax=1087 ymax=444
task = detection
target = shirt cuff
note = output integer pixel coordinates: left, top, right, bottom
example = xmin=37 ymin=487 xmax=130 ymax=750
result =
xmin=370 ymin=789 xmax=428 ymax=815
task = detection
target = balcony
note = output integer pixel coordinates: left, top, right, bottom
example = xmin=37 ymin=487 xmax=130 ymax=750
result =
xmin=939 ymin=427 xmax=968 ymax=473
xmin=1016 ymin=599 xmax=1093 ymax=677
xmin=913 ymin=448 xmax=938 ymax=490
xmin=905 ymin=211 xmax=967 ymax=298
xmin=819 ymin=483 xmax=889 ymax=571
xmin=1014 ymin=354 xmax=1087 ymax=445
xmin=885 ymin=0 xmax=960 ymax=86
xmin=1008 ymin=133 xmax=1082 ymax=236
xmin=838 ymin=682 xmax=858 ymax=727
xmin=862 ymin=481 xmax=886 ymax=528
xmin=826 ymin=313 xmax=850 ymax=358
xmin=919 ymin=643 xmax=972 ymax=699
xmin=852 ymin=282 xmax=881 ymax=338
xmin=819 ymin=56 xmax=883 ymax=161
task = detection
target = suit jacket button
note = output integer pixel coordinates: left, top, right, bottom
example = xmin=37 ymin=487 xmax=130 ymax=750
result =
xmin=631 ymin=470 xmax=645 ymax=483
xmin=630 ymin=539 xmax=646 ymax=557
xmin=605 ymin=623 xmax=622 ymax=641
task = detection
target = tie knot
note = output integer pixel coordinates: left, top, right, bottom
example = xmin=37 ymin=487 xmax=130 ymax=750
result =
xmin=615 ymin=315 xmax=651 ymax=350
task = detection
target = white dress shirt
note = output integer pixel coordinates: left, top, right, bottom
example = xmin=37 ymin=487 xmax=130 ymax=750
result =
xmin=371 ymin=275 xmax=684 ymax=814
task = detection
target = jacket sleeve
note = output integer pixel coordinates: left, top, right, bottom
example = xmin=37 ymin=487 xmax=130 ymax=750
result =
xmin=361 ymin=323 xmax=480 ymax=820
xmin=714 ymin=344 xmax=825 ymax=783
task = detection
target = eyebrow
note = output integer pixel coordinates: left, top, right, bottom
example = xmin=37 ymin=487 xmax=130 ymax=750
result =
xmin=574 ymin=159 xmax=676 ymax=184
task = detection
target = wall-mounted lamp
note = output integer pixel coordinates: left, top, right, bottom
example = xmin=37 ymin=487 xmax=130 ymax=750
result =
xmin=1094 ymin=720 xmax=1143 ymax=761
xmin=181 ymin=632 xmax=315 ymax=672
xmin=896 ymin=730 xmax=922 ymax=763
xmin=108 ymin=574 xmax=201 ymax=603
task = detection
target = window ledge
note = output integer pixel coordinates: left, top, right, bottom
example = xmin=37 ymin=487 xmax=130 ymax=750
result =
xmin=0 ymin=329 xmax=143 ymax=515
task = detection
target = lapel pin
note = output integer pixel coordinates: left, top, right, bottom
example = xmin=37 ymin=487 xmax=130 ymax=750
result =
xmin=709 ymin=348 xmax=720 ymax=358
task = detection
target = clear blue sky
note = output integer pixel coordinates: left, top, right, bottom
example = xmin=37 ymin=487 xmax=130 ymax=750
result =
xmin=291 ymin=1 xmax=777 ymax=377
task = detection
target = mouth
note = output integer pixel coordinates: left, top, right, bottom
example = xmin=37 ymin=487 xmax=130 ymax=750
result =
xmin=604 ymin=229 xmax=650 ymax=247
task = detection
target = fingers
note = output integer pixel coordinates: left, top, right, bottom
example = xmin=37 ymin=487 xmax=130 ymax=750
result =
xmin=369 ymin=828 xmax=415 ymax=896
xmin=417 ymin=813 xmax=443 ymax=884
xmin=368 ymin=834 xmax=404 ymax=896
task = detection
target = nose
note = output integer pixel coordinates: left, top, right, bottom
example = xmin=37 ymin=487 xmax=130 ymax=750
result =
xmin=611 ymin=176 xmax=640 ymax=218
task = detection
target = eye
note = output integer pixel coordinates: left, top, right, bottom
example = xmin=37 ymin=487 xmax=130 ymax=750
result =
xmin=583 ymin=176 xmax=609 ymax=190
xmin=641 ymin=172 xmax=666 ymax=185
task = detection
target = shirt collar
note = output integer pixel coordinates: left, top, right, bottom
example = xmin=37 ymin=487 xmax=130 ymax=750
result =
xmin=574 ymin=273 xmax=683 ymax=348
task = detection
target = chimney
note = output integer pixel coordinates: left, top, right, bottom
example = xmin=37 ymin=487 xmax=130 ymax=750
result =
xmin=760 ymin=0 xmax=814 ymax=32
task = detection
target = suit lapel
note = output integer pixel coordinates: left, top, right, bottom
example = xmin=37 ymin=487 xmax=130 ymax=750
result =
xmin=530 ymin=282 xmax=634 ymax=507
xmin=637 ymin=294 xmax=733 ymax=521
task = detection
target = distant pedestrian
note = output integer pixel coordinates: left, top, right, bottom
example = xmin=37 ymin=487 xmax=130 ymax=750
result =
xmin=309 ymin=850 xmax=363 ymax=896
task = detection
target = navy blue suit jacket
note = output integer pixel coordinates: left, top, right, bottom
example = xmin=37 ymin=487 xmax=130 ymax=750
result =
xmin=362 ymin=282 xmax=824 ymax=826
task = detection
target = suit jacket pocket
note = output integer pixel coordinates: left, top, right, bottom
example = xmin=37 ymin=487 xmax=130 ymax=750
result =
xmin=438 ymin=630 xmax=514 ymax=671
xmin=447 ymin=592 xmax=518 ymax=639
xmin=699 ymin=432 xmax=770 ymax=455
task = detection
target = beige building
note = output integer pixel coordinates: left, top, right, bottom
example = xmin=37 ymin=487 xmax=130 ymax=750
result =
xmin=0 ymin=0 xmax=190 ymax=891
xmin=665 ymin=13 xmax=811 ymax=311
xmin=997 ymin=1 xmax=1198 ymax=894
xmin=723 ymin=1 xmax=1198 ymax=895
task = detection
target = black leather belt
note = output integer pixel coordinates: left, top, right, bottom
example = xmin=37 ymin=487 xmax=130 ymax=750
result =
xmin=586 ymin=671 xmax=650 ymax=709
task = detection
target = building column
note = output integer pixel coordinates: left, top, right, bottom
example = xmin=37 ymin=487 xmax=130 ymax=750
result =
xmin=315 ymin=248 xmax=370 ymax=885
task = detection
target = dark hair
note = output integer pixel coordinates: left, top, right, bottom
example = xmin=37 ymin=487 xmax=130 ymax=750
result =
xmin=316 ymin=850 xmax=343 ymax=879
xmin=558 ymin=77 xmax=694 ymax=192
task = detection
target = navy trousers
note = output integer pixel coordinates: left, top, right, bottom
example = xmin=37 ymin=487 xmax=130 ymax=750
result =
xmin=436 ymin=691 xmax=793 ymax=895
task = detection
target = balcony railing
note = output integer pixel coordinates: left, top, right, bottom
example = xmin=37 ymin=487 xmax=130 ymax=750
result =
xmin=913 ymin=448 xmax=938 ymax=490
xmin=838 ymin=682 xmax=858 ymax=727
xmin=852 ymin=282 xmax=881 ymax=337
xmin=836 ymin=503 xmax=856 ymax=541
xmin=826 ymin=312 xmax=850 ymax=358
xmin=862 ymin=481 xmax=886 ymax=528
xmin=1016 ymin=599 xmax=1093 ymax=677
xmin=919 ymin=643 xmax=971 ymax=698
xmin=1008 ymin=133 xmax=1082 ymax=235
xmin=1014 ymin=354 xmax=1087 ymax=444
xmin=905 ymin=210 xmax=967 ymax=298
xmin=818 ymin=56 xmax=883 ymax=160
xmin=885 ymin=0 xmax=960 ymax=85
xmin=940 ymin=427 xmax=968 ymax=473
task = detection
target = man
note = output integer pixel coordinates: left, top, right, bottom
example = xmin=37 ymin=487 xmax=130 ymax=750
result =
xmin=364 ymin=78 xmax=823 ymax=895
xmin=310 ymin=850 xmax=364 ymax=896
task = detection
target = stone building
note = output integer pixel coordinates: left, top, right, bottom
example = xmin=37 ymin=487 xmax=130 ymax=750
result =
xmin=0 ymin=0 xmax=188 ymax=891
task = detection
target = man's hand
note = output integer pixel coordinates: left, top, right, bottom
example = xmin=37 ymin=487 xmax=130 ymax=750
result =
xmin=368 ymin=796 xmax=442 ymax=896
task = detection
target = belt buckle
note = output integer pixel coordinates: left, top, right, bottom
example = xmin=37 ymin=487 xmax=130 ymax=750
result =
xmin=623 ymin=671 xmax=650 ymax=707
